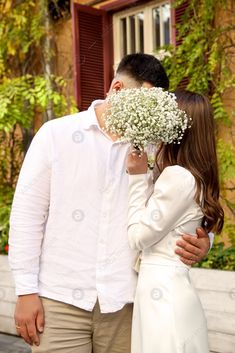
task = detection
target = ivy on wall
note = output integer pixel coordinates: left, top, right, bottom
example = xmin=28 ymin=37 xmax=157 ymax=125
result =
xmin=0 ymin=0 xmax=77 ymax=253
xmin=161 ymin=0 xmax=235 ymax=269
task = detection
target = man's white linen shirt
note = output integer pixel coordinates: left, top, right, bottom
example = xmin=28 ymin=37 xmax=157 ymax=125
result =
xmin=9 ymin=100 xmax=139 ymax=313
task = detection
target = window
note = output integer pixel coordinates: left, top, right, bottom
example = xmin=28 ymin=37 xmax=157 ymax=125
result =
xmin=153 ymin=4 xmax=170 ymax=48
xmin=113 ymin=1 xmax=171 ymax=68
xmin=120 ymin=12 xmax=144 ymax=57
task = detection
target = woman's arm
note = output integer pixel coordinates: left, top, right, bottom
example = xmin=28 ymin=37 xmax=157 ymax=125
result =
xmin=128 ymin=165 xmax=197 ymax=251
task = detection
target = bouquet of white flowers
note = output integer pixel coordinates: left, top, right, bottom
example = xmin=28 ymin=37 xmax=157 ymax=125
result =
xmin=104 ymin=87 xmax=190 ymax=150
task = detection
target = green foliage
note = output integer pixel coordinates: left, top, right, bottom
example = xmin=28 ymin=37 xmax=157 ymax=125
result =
xmin=0 ymin=187 xmax=13 ymax=254
xmin=0 ymin=129 xmax=22 ymax=188
xmin=0 ymin=1 xmax=43 ymax=76
xmin=217 ymin=139 xmax=235 ymax=184
xmin=194 ymin=242 xmax=235 ymax=271
xmin=222 ymin=218 xmax=235 ymax=247
xmin=0 ymin=0 xmax=77 ymax=253
xmin=0 ymin=75 xmax=71 ymax=132
xmin=161 ymin=0 xmax=235 ymax=269
xmin=163 ymin=0 xmax=235 ymax=110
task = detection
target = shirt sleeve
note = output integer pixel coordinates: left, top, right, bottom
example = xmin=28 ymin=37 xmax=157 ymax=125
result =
xmin=128 ymin=166 xmax=197 ymax=251
xmin=8 ymin=122 xmax=52 ymax=295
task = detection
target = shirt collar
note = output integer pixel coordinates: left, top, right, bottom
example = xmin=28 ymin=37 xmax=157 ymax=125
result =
xmin=83 ymin=100 xmax=105 ymax=130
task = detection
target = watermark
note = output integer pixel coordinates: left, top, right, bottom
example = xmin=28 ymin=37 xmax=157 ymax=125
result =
xmin=72 ymin=130 xmax=85 ymax=143
xmin=72 ymin=288 xmax=84 ymax=300
xmin=167 ymin=239 xmax=172 ymax=249
xmin=151 ymin=288 xmax=163 ymax=300
xmin=72 ymin=209 xmax=85 ymax=222
xmin=151 ymin=209 xmax=161 ymax=222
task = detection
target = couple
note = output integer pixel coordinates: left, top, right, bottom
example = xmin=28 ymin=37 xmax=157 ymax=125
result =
xmin=9 ymin=53 xmax=223 ymax=353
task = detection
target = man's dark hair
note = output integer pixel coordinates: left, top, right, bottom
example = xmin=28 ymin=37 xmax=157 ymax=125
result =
xmin=116 ymin=53 xmax=169 ymax=90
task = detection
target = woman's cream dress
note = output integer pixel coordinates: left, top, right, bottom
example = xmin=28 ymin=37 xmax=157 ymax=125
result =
xmin=128 ymin=165 xmax=209 ymax=353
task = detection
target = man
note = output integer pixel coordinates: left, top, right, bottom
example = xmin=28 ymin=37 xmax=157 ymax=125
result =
xmin=9 ymin=54 xmax=212 ymax=353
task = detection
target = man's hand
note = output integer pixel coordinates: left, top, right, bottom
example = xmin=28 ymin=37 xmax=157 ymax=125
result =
xmin=175 ymin=227 xmax=210 ymax=266
xmin=14 ymin=294 xmax=44 ymax=346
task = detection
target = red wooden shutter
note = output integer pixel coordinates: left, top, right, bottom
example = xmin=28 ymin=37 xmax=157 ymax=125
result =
xmin=72 ymin=4 xmax=113 ymax=110
xmin=171 ymin=0 xmax=189 ymax=88
xmin=173 ymin=0 xmax=189 ymax=46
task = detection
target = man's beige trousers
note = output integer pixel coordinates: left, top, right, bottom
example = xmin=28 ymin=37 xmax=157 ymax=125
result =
xmin=32 ymin=297 xmax=133 ymax=353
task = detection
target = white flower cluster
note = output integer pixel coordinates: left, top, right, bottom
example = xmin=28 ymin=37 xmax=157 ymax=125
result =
xmin=154 ymin=49 xmax=172 ymax=61
xmin=104 ymin=87 xmax=189 ymax=150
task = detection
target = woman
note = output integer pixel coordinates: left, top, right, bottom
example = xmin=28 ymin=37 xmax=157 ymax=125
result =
xmin=126 ymin=91 xmax=224 ymax=353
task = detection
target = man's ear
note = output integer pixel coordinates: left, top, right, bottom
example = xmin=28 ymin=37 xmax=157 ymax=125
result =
xmin=109 ymin=80 xmax=124 ymax=93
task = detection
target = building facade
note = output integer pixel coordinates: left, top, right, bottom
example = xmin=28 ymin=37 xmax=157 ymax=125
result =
xmin=68 ymin=0 xmax=188 ymax=110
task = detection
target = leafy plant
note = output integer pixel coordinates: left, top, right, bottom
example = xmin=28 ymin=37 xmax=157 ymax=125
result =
xmin=194 ymin=242 xmax=235 ymax=271
xmin=0 ymin=187 xmax=13 ymax=254
xmin=0 ymin=0 xmax=77 ymax=254
xmin=0 ymin=75 xmax=75 ymax=133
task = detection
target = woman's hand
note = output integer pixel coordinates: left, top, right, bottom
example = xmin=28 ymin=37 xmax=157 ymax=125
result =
xmin=126 ymin=149 xmax=148 ymax=175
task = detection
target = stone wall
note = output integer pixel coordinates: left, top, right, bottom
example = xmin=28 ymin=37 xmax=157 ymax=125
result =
xmin=190 ymin=268 xmax=235 ymax=353
xmin=0 ymin=255 xmax=17 ymax=335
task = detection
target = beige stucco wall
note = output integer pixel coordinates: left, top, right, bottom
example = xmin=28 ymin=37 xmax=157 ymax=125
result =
xmin=54 ymin=18 xmax=75 ymax=101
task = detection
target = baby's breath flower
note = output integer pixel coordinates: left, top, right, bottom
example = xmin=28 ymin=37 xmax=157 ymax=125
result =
xmin=104 ymin=87 xmax=189 ymax=150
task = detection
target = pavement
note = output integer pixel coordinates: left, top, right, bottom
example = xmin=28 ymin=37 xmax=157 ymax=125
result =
xmin=0 ymin=333 xmax=31 ymax=353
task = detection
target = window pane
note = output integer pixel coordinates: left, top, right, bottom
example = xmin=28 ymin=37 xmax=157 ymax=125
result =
xmin=137 ymin=13 xmax=144 ymax=53
xmin=120 ymin=18 xmax=127 ymax=56
xmin=119 ymin=12 xmax=144 ymax=56
xmin=153 ymin=8 xmax=160 ymax=50
xmin=130 ymin=15 xmax=136 ymax=53
xmin=162 ymin=4 xmax=170 ymax=45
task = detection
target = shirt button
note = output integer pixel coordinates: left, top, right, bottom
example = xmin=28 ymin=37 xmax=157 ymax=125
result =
xmin=102 ymin=212 xmax=108 ymax=218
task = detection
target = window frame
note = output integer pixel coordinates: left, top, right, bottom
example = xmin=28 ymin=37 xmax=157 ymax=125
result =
xmin=113 ymin=0 xmax=171 ymax=69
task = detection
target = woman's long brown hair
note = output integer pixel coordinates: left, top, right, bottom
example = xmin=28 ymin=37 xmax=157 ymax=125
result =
xmin=156 ymin=90 xmax=224 ymax=234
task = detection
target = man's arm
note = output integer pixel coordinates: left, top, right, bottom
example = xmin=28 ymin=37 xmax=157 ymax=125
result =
xmin=8 ymin=122 xmax=52 ymax=345
xmin=175 ymin=227 xmax=211 ymax=266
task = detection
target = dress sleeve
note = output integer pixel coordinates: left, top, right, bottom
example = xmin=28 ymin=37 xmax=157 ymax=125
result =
xmin=128 ymin=166 xmax=197 ymax=250
xmin=8 ymin=121 xmax=52 ymax=295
